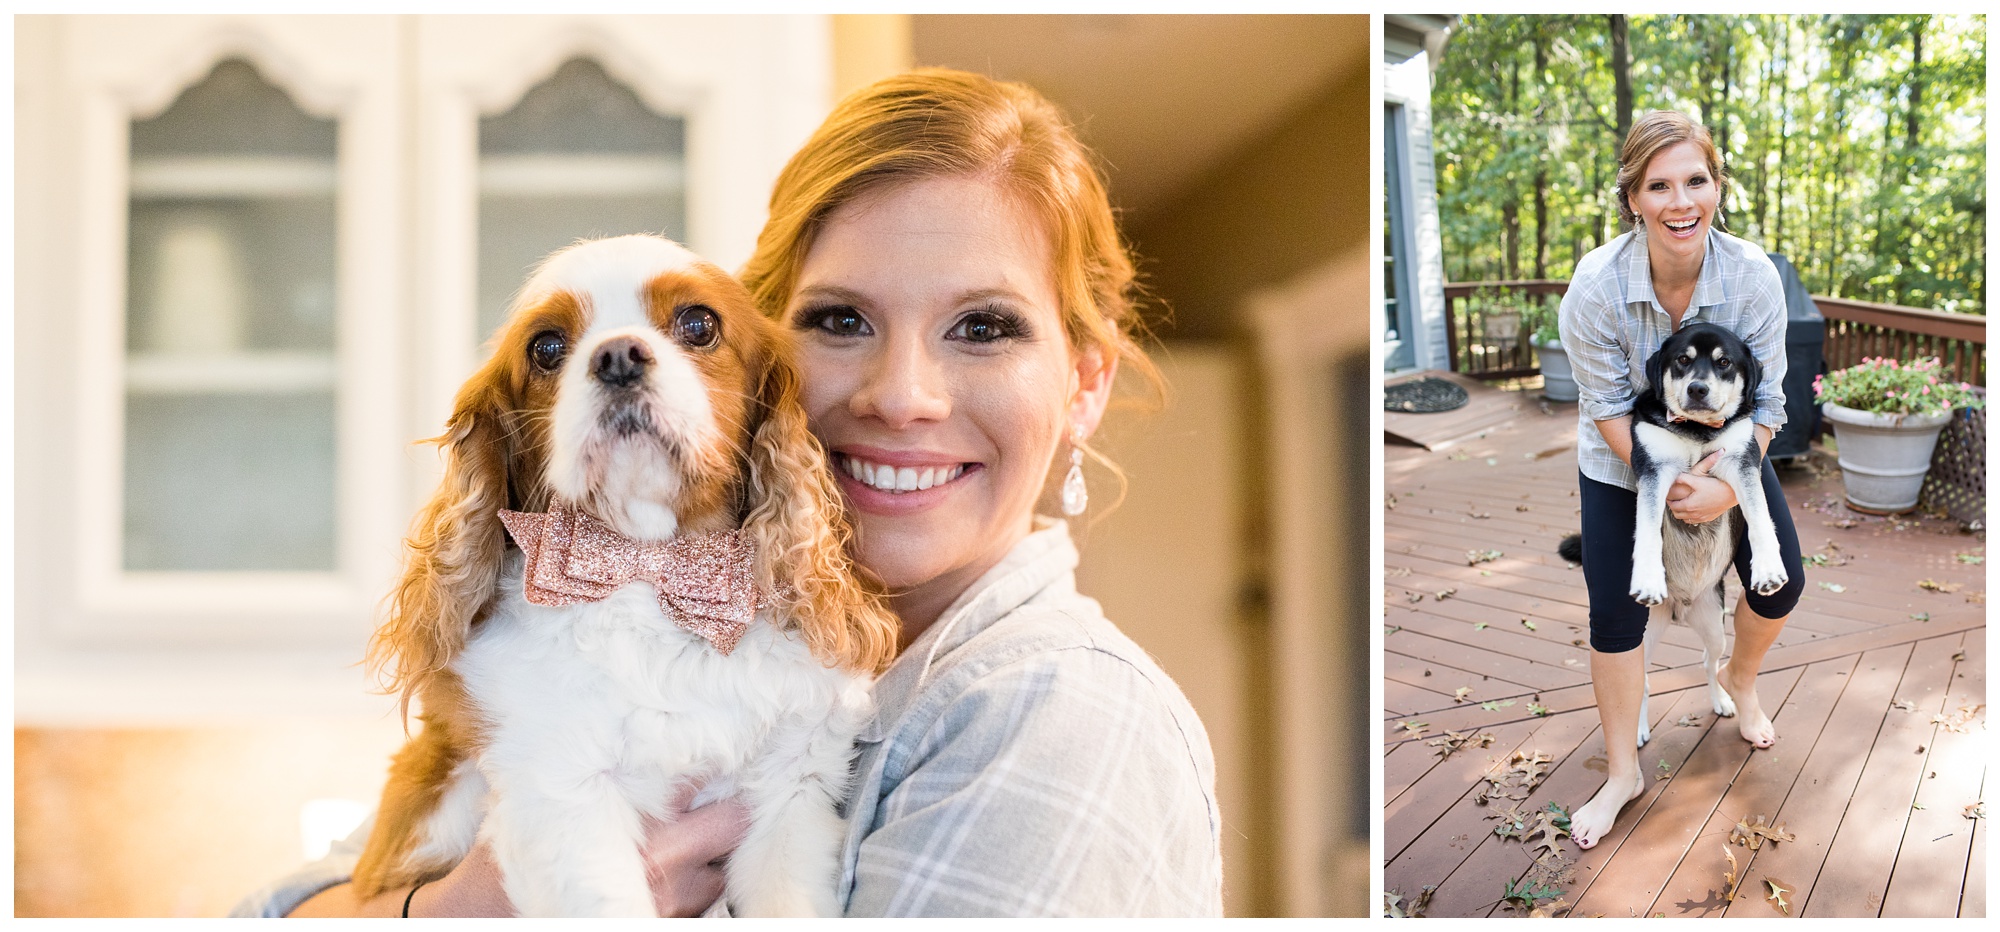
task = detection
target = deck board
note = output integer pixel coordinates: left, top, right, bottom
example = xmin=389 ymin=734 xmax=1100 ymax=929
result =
xmin=1383 ymin=390 xmax=1986 ymax=918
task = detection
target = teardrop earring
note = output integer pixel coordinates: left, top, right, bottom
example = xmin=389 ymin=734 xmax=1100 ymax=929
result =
xmin=1060 ymin=426 xmax=1088 ymax=517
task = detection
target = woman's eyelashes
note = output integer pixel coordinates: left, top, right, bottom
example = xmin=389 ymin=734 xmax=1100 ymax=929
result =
xmin=948 ymin=307 xmax=1031 ymax=344
xmin=792 ymin=303 xmax=1032 ymax=345
xmin=1647 ymin=175 xmax=1708 ymax=192
xmin=794 ymin=304 xmax=872 ymax=337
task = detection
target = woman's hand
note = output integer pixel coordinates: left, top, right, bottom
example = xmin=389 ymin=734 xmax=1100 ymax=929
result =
xmin=291 ymin=789 xmax=751 ymax=917
xmin=1667 ymin=450 xmax=1736 ymax=524
xmin=637 ymin=787 xmax=753 ymax=917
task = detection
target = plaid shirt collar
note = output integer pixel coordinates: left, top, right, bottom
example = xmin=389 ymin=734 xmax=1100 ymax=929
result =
xmin=1622 ymin=224 xmax=1729 ymax=325
xmin=859 ymin=516 xmax=1074 ymax=743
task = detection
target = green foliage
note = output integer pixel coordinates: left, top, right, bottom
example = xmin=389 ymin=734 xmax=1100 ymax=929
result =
xmin=1431 ymin=14 xmax=1985 ymax=315
xmin=1814 ymin=356 xmax=1985 ymax=417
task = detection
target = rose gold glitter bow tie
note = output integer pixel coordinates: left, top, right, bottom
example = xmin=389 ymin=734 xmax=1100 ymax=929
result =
xmin=498 ymin=502 xmax=759 ymax=654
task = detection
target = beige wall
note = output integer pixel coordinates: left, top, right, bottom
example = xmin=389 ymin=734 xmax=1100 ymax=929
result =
xmin=14 ymin=723 xmax=409 ymax=917
xmin=831 ymin=14 xmax=913 ymax=102
xmin=1129 ymin=63 xmax=1373 ymax=341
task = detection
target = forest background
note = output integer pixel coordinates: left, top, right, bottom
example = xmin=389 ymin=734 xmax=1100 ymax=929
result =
xmin=1432 ymin=13 xmax=1986 ymax=316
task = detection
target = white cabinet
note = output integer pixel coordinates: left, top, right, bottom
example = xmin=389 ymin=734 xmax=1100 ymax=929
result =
xmin=15 ymin=14 xmax=832 ymax=723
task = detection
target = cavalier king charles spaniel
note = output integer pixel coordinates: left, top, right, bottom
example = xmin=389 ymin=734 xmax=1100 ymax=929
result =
xmin=350 ymin=234 xmax=897 ymax=916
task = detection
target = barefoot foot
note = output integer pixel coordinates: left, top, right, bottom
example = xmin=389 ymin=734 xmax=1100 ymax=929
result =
xmin=1570 ymin=770 xmax=1647 ymax=850
xmin=1717 ymin=660 xmax=1775 ymax=748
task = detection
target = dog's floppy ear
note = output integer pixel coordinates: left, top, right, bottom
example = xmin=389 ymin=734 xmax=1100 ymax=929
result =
xmin=739 ymin=325 xmax=900 ymax=674
xmin=367 ymin=369 xmax=514 ymax=720
xmin=1645 ymin=338 xmax=1669 ymax=396
xmin=1738 ymin=342 xmax=1763 ymax=415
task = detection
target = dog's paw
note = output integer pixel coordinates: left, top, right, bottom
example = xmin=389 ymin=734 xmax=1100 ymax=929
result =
xmin=1749 ymin=560 xmax=1790 ymax=597
xmin=1710 ymin=679 xmax=1738 ymax=717
xmin=1629 ymin=567 xmax=1668 ymax=607
xmin=1635 ymin=718 xmax=1652 ymax=748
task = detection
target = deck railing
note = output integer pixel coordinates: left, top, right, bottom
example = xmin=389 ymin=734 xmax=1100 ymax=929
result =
xmin=1444 ymin=281 xmax=1987 ymax=385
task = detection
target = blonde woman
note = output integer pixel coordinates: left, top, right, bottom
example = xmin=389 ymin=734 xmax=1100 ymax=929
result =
xmin=249 ymin=69 xmax=1222 ymax=918
xmin=1559 ymin=110 xmax=1804 ymax=849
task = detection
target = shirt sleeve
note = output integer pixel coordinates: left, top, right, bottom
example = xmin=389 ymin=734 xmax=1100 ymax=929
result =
xmin=1743 ymin=259 xmax=1790 ymax=432
xmin=226 ymin=814 xmax=370 ymax=917
xmin=1560 ymin=274 xmax=1634 ymax=422
xmin=846 ymin=648 xmax=1221 ymax=917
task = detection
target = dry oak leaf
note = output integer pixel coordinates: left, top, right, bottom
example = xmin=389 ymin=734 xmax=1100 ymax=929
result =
xmin=1524 ymin=810 xmax=1571 ymax=860
xmin=1891 ymin=698 xmax=1918 ymax=712
xmin=1730 ymin=814 xmax=1794 ymax=850
xmin=1426 ymin=729 xmax=1496 ymax=760
xmin=1917 ymin=578 xmax=1962 ymax=593
xmin=1453 ymin=686 xmax=1474 ymax=703
xmin=1385 ymin=565 xmax=1412 ymax=578
xmin=1527 ymin=896 xmax=1571 ymax=919
xmin=1766 ymin=879 xmax=1791 ymax=915
xmin=1435 ymin=588 xmax=1457 ymax=601
xmin=1722 ymin=846 xmax=1742 ymax=900
xmin=1676 ymin=713 xmax=1704 ymax=727
xmin=1468 ymin=549 xmax=1504 ymax=566
xmin=1964 ymin=802 xmax=1985 ymax=821
xmin=1398 ymin=720 xmax=1430 ymax=738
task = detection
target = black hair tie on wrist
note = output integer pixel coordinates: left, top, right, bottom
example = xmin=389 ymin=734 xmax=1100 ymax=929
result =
xmin=402 ymin=880 xmax=429 ymax=918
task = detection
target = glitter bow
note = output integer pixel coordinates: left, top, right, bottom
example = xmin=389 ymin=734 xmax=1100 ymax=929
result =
xmin=497 ymin=502 xmax=759 ymax=654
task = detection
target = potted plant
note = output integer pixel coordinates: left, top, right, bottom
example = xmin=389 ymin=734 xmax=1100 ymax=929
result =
xmin=1814 ymin=356 xmax=1984 ymax=514
xmin=1523 ymin=297 xmax=1575 ymax=402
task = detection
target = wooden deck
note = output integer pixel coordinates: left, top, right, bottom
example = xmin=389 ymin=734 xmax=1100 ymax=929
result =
xmin=1382 ymin=392 xmax=1987 ymax=918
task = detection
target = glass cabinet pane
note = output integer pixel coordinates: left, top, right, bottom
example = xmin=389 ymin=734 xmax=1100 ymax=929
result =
xmin=124 ymin=59 xmax=338 ymax=571
xmin=477 ymin=59 xmax=687 ymax=341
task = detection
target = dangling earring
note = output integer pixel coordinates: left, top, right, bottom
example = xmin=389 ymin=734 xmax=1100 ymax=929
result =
xmin=1061 ymin=425 xmax=1088 ymax=517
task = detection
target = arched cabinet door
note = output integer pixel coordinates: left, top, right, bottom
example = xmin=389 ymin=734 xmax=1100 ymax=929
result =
xmin=408 ymin=16 xmax=830 ymax=458
xmin=29 ymin=16 xmax=406 ymax=660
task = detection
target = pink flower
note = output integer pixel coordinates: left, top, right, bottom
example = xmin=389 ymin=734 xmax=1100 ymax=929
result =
xmin=1929 ymin=375 xmax=1938 ymax=384
xmin=1923 ymin=385 xmax=1931 ymax=394
xmin=1887 ymin=390 xmax=1897 ymax=397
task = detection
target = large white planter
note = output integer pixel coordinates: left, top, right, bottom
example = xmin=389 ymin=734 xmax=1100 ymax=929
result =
xmin=1822 ymin=401 xmax=1951 ymax=514
xmin=1537 ymin=339 xmax=1578 ymax=402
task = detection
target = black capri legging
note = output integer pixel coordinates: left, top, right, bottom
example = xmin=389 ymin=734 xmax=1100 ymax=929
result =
xmin=1578 ymin=459 xmax=1805 ymax=653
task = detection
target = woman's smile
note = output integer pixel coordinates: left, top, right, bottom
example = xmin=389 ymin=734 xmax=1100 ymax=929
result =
xmin=831 ymin=449 xmax=981 ymax=515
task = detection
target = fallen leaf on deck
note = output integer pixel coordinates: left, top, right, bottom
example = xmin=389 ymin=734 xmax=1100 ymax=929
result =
xmin=1470 ymin=509 xmax=1492 ymax=519
xmin=1730 ymin=814 xmax=1794 ymax=849
xmin=1933 ymin=704 xmax=1984 ymax=733
xmin=1436 ymin=588 xmax=1458 ymax=600
xmin=1521 ymin=618 xmax=1539 ymax=631
xmin=1918 ymin=578 xmax=1963 ymax=593
xmin=1912 ymin=612 xmax=1932 ymax=621
xmin=1481 ymin=699 xmax=1516 ymax=711
xmin=1398 ymin=720 xmax=1429 ymax=738
xmin=1386 ymin=565 xmax=1412 ymax=578
xmin=1958 ymin=553 xmax=1984 ymax=564
xmin=1449 ymin=450 xmax=1471 ymax=461
xmin=1525 ymin=809 xmax=1571 ymax=860
xmin=1892 ymin=699 xmax=1918 ymax=712
xmin=1914 ymin=803 xmax=1927 ymax=810
xmin=1952 ymin=649 xmax=1967 ymax=661
xmin=1766 ymin=879 xmax=1791 ymax=915
xmin=1499 ymin=877 xmax=1563 ymax=912
xmin=1485 ymin=457 xmax=1499 ymax=466
xmin=1453 ymin=686 xmax=1473 ymax=703
xmin=1656 ymin=759 xmax=1673 ymax=781
xmin=1528 ymin=703 xmax=1551 ymax=716
xmin=1408 ymin=885 xmax=1434 ymax=917
xmin=1964 ymin=802 xmax=1985 ymax=820
xmin=1382 ymin=892 xmax=1405 ymax=918
xmin=1969 ymin=591 xmax=1986 ymax=604
xmin=1426 ymin=729 xmax=1497 ymax=760
xmin=1677 ymin=713 xmax=1704 ymax=727
xmin=1516 ymin=504 xmax=1532 ymax=512
xmin=1407 ymin=591 xmax=1424 ymax=603
xmin=1817 ymin=582 xmax=1846 ymax=593
xmin=1722 ymin=847 xmax=1741 ymax=900
xmin=1468 ymin=549 xmax=1503 ymax=566
xmin=1564 ymin=658 xmax=1581 ymax=666
xmin=1475 ymin=621 xmax=1490 ymax=630
xmin=1526 ymin=896 xmax=1570 ymax=918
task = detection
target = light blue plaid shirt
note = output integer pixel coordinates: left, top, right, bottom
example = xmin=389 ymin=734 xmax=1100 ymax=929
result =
xmin=234 ymin=519 xmax=1223 ymax=918
xmin=1558 ymin=226 xmax=1789 ymax=491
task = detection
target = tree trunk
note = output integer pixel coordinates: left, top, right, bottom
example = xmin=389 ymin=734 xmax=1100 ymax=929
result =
xmin=1503 ymin=200 xmax=1520 ymax=280
xmin=1907 ymin=17 xmax=1924 ymax=150
xmin=1610 ymin=15 xmax=1632 ymax=145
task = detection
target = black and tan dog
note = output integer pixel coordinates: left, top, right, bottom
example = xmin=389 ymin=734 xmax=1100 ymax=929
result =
xmin=1561 ymin=322 xmax=1788 ymax=745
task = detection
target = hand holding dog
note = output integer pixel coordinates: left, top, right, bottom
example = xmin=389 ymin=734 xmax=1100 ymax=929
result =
xmin=1667 ymin=450 xmax=1736 ymax=524
xmin=407 ymin=789 xmax=750 ymax=918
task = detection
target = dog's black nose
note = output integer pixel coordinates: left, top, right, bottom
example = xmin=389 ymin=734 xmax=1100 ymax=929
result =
xmin=1686 ymin=381 xmax=1709 ymax=400
xmin=592 ymin=336 xmax=654 ymax=387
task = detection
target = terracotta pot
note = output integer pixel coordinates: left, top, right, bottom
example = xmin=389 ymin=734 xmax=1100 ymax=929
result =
xmin=1821 ymin=401 xmax=1950 ymax=514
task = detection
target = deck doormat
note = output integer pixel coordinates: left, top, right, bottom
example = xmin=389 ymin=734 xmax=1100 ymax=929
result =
xmin=1385 ymin=377 xmax=1470 ymax=413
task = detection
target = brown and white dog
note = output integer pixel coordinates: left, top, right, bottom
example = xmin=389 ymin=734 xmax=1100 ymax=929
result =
xmin=351 ymin=234 xmax=898 ymax=916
